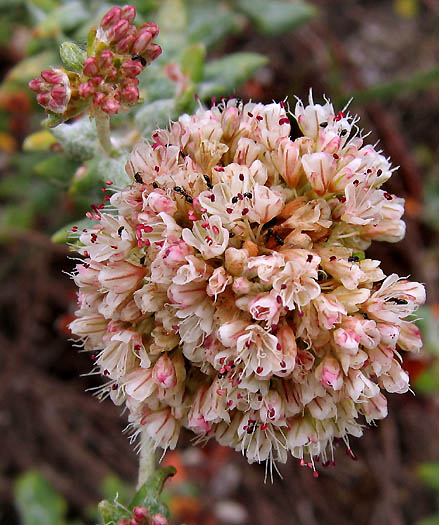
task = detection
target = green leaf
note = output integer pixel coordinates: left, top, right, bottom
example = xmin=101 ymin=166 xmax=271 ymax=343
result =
xmin=129 ymin=466 xmax=176 ymax=518
xmin=59 ymin=42 xmax=87 ymax=73
xmin=34 ymin=154 xmax=79 ymax=184
xmin=181 ymin=43 xmax=205 ymax=83
xmin=198 ymin=52 xmax=268 ymax=99
xmin=414 ymin=362 xmax=439 ymax=394
xmin=417 ymin=515 xmax=439 ymax=525
xmin=98 ymin=500 xmax=129 ymax=525
xmin=51 ymin=217 xmax=96 ymax=244
xmin=35 ymin=1 xmax=89 ymax=37
xmin=156 ymin=0 xmax=188 ymax=58
xmin=414 ymin=306 xmax=439 ymax=356
xmin=417 ymin=462 xmax=439 ymax=490
xmin=14 ymin=470 xmax=67 ymax=525
xmin=338 ymin=68 xmax=439 ymax=107
xmin=235 ymin=0 xmax=315 ymax=35
xmin=135 ymin=99 xmax=176 ymax=136
xmin=186 ymin=2 xmax=239 ymax=49
xmin=5 ymin=50 xmax=57 ymax=84
xmin=51 ymin=118 xmax=97 ymax=161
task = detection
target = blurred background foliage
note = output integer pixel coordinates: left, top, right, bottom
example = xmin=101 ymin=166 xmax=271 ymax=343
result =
xmin=0 ymin=0 xmax=438 ymax=524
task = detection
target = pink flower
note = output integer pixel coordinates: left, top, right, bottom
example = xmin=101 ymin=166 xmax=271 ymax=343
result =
xmin=315 ymin=356 xmax=343 ymax=390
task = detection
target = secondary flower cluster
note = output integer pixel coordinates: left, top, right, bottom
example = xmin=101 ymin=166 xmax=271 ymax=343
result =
xmin=70 ymin=94 xmax=425 ymax=471
xmin=29 ymin=5 xmax=161 ymax=117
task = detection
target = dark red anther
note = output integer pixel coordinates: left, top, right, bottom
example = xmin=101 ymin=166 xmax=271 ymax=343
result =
xmin=384 ymin=192 xmax=393 ymax=200
xmin=339 ymin=196 xmax=346 ymax=203
xmin=112 ymin=384 xmax=118 ymax=390
xmin=154 ymin=165 xmax=159 ymax=172
xmin=307 ymin=254 xmax=313 ymax=263
xmin=214 ymin=166 xmax=224 ymax=172
xmin=256 ymin=115 xmax=263 ymax=121
xmin=239 ymin=173 xmax=244 ymax=181
xmin=279 ymin=117 xmax=290 ymax=125
xmin=280 ymin=101 xmax=285 ymax=108
xmin=241 ymin=208 xmax=249 ymax=216
xmin=334 ymin=111 xmax=344 ymax=121
xmin=281 ymin=284 xmax=287 ymax=290
xmin=104 ymin=369 xmax=110 ymax=376
xmin=248 ymin=112 xmax=253 ymax=117
xmin=261 ymin=423 xmax=268 ymax=431
xmin=329 ymin=256 xmax=336 ymax=262
xmin=280 ymin=360 xmax=286 ymax=368
xmin=256 ymin=366 xmax=263 ymax=374
xmin=226 ymin=208 xmax=233 ymax=214
xmin=71 ymin=226 xmax=78 ymax=232
xmin=353 ymin=179 xmax=359 ymax=186
xmin=333 ymin=153 xmax=339 ymax=159
xmin=276 ymin=295 xmax=282 ymax=304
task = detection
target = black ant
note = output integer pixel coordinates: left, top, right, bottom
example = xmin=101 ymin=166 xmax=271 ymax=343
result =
xmin=132 ymin=54 xmax=147 ymax=67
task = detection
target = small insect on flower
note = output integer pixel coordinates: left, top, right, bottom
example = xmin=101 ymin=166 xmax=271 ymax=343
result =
xmin=131 ymin=54 xmax=147 ymax=67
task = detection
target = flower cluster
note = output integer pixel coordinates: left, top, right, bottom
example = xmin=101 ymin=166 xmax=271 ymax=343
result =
xmin=70 ymin=94 xmax=425 ymax=472
xmin=29 ymin=5 xmax=161 ymax=118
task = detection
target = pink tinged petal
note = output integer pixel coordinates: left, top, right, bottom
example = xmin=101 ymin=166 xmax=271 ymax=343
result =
xmin=315 ymin=356 xmax=343 ymax=390
xmin=124 ymin=368 xmax=156 ymax=401
xmin=145 ymin=43 xmax=162 ymax=62
xmin=98 ymin=261 xmax=145 ymax=293
xmin=100 ymin=6 xmax=122 ymax=29
xmin=50 ymin=85 xmax=68 ymax=106
xmin=151 ymin=514 xmax=168 ymax=525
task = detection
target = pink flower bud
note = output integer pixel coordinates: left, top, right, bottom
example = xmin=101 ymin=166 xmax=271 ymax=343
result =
xmin=139 ymin=22 xmax=160 ymax=38
xmin=151 ymin=513 xmax=168 ymax=525
xmin=41 ymin=69 xmax=63 ymax=85
xmin=91 ymin=75 xmax=103 ymax=86
xmin=79 ymin=81 xmax=94 ymax=98
xmin=117 ymin=520 xmax=129 ymax=525
xmin=153 ymin=354 xmax=177 ymax=388
xmin=121 ymin=5 xmax=136 ymax=23
xmin=108 ymin=19 xmax=130 ymax=43
xmin=115 ymin=33 xmax=136 ymax=54
xmin=100 ymin=6 xmax=122 ymax=30
xmin=132 ymin=29 xmax=153 ymax=55
xmin=28 ymin=77 xmax=47 ymax=93
xmin=121 ymin=59 xmax=143 ymax=78
xmin=144 ymin=43 xmax=162 ymax=62
xmin=133 ymin=506 xmax=148 ymax=520
xmin=146 ymin=190 xmax=177 ymax=214
xmin=93 ymin=92 xmax=105 ymax=106
xmin=98 ymin=49 xmax=114 ymax=69
xmin=315 ymin=356 xmax=343 ymax=390
xmin=83 ymin=57 xmax=99 ymax=77
xmin=98 ymin=261 xmax=145 ymax=293
xmin=101 ymin=96 xmax=121 ymax=114
xmin=129 ymin=518 xmax=137 ymax=525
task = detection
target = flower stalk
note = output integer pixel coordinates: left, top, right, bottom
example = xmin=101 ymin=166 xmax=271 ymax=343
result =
xmin=137 ymin=430 xmax=156 ymax=489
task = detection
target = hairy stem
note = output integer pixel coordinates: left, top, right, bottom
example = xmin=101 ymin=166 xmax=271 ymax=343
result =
xmin=95 ymin=109 xmax=113 ymax=156
xmin=137 ymin=429 xmax=156 ymax=489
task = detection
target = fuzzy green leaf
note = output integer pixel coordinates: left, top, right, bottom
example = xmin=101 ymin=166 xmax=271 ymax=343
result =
xmin=51 ymin=118 xmax=97 ymax=161
xmin=236 ymin=0 xmax=315 ymax=35
xmin=181 ymin=43 xmax=205 ymax=83
xmin=135 ymin=99 xmax=176 ymax=136
xmin=187 ymin=2 xmax=239 ymax=49
xmin=198 ymin=52 xmax=268 ymax=98
xmin=59 ymin=42 xmax=87 ymax=73
xmin=14 ymin=471 xmax=68 ymax=525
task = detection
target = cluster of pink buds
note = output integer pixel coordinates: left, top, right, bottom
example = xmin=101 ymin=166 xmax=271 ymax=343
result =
xmin=117 ymin=506 xmax=168 ymax=525
xmin=29 ymin=5 xmax=161 ymax=118
xmin=29 ymin=68 xmax=73 ymax=114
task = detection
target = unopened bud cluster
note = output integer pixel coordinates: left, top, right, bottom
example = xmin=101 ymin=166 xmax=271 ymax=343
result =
xmin=70 ymin=94 xmax=425 ymax=470
xmin=29 ymin=5 xmax=161 ymax=118
xmin=117 ymin=506 xmax=168 ymax=525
